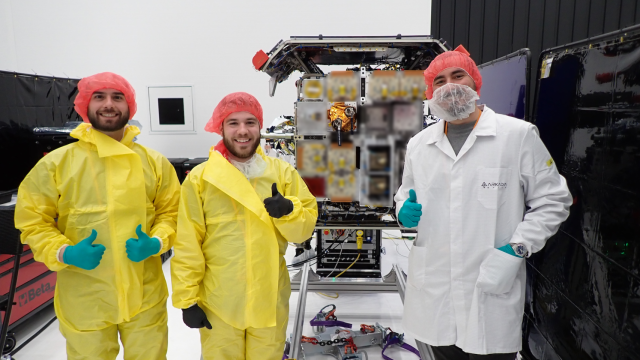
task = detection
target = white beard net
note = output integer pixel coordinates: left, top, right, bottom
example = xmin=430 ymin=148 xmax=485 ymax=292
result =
xmin=230 ymin=153 xmax=268 ymax=179
xmin=428 ymin=83 xmax=479 ymax=122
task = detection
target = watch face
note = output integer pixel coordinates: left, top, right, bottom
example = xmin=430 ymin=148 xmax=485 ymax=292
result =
xmin=514 ymin=244 xmax=526 ymax=256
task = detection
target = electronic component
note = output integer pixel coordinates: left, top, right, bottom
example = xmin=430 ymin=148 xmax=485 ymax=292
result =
xmin=368 ymin=146 xmax=391 ymax=171
xmin=301 ymin=78 xmax=325 ymax=100
xmin=357 ymin=140 xmax=395 ymax=206
xmin=316 ymin=229 xmax=381 ymax=278
xmin=360 ymin=105 xmax=391 ymax=134
xmin=296 ymin=101 xmax=330 ymax=135
xmin=297 ymin=140 xmax=329 ymax=198
xmin=392 ymin=102 xmax=423 ymax=133
xmin=326 ymin=143 xmax=357 ymax=202
xmin=367 ymin=70 xmax=400 ymax=102
xmin=398 ymin=70 xmax=426 ymax=102
xmin=327 ymin=71 xmax=359 ymax=102
xmin=369 ymin=175 xmax=390 ymax=197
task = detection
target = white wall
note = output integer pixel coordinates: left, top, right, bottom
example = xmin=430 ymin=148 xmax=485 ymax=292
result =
xmin=0 ymin=0 xmax=431 ymax=158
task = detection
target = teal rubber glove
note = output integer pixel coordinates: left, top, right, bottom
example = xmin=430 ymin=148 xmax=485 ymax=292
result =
xmin=63 ymin=230 xmax=106 ymax=270
xmin=126 ymin=224 xmax=161 ymax=262
xmin=398 ymin=189 xmax=422 ymax=228
xmin=497 ymin=244 xmax=521 ymax=257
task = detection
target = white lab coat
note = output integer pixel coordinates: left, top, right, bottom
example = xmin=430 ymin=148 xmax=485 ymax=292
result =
xmin=395 ymin=106 xmax=572 ymax=354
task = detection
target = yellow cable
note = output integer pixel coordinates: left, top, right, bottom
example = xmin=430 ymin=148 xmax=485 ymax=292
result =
xmin=335 ymin=253 xmax=360 ymax=278
xmin=317 ymin=292 xmax=340 ymax=299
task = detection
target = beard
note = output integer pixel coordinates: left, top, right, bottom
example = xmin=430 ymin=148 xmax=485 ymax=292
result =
xmin=87 ymin=109 xmax=130 ymax=132
xmin=223 ymin=133 xmax=260 ymax=160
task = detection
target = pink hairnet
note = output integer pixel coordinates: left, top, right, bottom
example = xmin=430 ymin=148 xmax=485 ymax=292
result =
xmin=74 ymin=72 xmax=137 ymax=123
xmin=423 ymin=45 xmax=482 ymax=100
xmin=204 ymin=92 xmax=263 ymax=134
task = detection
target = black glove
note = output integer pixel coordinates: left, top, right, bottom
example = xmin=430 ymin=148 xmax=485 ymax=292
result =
xmin=182 ymin=305 xmax=212 ymax=329
xmin=264 ymin=183 xmax=294 ymax=218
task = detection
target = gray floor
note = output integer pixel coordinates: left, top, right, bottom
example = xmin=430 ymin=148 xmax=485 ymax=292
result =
xmin=9 ymin=230 xmax=417 ymax=359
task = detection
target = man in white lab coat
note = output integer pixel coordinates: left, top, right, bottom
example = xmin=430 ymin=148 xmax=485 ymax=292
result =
xmin=394 ymin=45 xmax=572 ymax=360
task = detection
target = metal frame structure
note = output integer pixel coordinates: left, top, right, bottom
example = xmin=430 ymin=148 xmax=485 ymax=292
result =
xmin=257 ymin=35 xmax=448 ymax=97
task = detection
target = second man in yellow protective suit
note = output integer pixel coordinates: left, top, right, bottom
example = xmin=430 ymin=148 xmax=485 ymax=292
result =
xmin=171 ymin=92 xmax=318 ymax=360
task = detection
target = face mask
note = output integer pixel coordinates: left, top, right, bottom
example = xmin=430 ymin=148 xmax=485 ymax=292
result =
xmin=428 ymin=83 xmax=479 ymax=122
xmin=230 ymin=153 xmax=267 ymax=179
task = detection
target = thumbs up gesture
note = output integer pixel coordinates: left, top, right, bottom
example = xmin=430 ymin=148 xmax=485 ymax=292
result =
xmin=398 ymin=189 xmax=423 ymax=228
xmin=62 ymin=230 xmax=106 ymax=270
xmin=264 ymin=183 xmax=294 ymax=218
xmin=126 ymin=224 xmax=161 ymax=262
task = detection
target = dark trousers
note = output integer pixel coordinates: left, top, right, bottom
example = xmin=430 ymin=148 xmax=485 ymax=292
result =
xmin=432 ymin=345 xmax=517 ymax=360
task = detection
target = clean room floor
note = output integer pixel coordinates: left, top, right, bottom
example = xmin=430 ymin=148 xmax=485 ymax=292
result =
xmin=9 ymin=230 xmax=418 ymax=360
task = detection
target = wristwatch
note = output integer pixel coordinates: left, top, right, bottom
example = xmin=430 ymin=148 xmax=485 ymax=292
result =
xmin=510 ymin=243 xmax=528 ymax=257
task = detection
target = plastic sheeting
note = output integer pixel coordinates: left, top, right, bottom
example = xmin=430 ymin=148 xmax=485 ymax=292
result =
xmin=524 ymin=26 xmax=640 ymax=360
xmin=477 ymin=49 xmax=530 ymax=120
xmin=0 ymin=71 xmax=81 ymax=190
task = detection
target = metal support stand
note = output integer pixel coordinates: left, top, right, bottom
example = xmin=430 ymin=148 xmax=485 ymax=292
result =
xmin=415 ymin=341 xmax=436 ymax=360
xmin=290 ymin=262 xmax=310 ymax=360
xmin=391 ymin=264 xmax=407 ymax=302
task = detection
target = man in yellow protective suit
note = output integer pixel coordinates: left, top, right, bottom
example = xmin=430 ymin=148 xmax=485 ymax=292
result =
xmin=171 ymin=92 xmax=318 ymax=360
xmin=14 ymin=72 xmax=180 ymax=360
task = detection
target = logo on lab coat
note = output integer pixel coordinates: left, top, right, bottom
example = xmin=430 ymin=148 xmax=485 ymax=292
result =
xmin=481 ymin=182 xmax=507 ymax=189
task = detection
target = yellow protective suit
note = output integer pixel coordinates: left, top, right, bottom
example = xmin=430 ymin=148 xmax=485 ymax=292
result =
xmin=171 ymin=146 xmax=318 ymax=360
xmin=15 ymin=123 xmax=180 ymax=360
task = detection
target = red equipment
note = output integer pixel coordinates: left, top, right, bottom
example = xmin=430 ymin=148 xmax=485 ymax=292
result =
xmin=0 ymin=204 xmax=56 ymax=355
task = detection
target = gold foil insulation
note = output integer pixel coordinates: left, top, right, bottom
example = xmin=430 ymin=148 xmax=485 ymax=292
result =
xmin=328 ymin=102 xmax=357 ymax=131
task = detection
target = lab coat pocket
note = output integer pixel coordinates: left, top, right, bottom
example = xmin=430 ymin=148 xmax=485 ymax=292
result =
xmin=477 ymin=168 xmax=511 ymax=209
xmin=476 ymin=248 xmax=523 ymax=295
xmin=407 ymin=246 xmax=428 ymax=289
